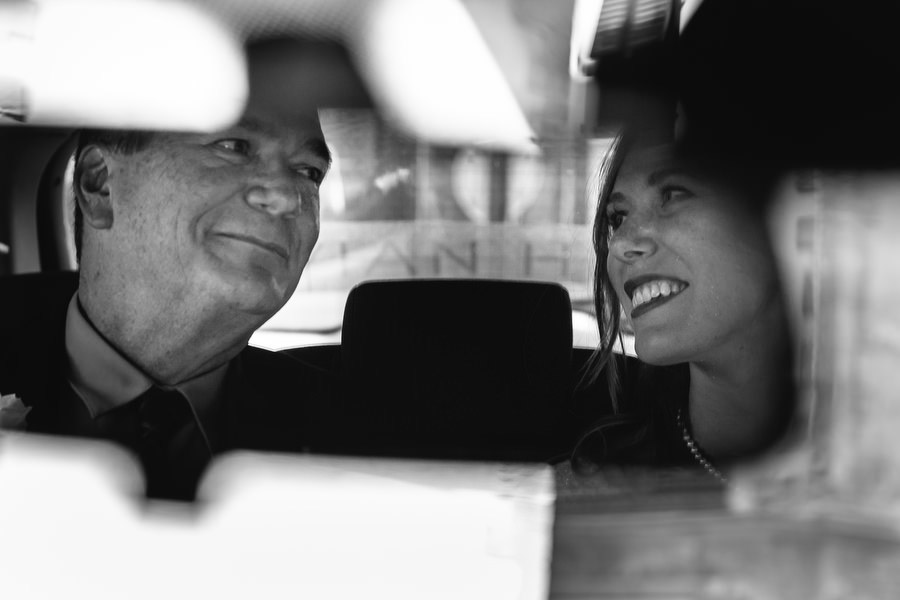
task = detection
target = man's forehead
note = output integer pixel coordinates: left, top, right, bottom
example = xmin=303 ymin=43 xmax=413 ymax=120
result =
xmin=237 ymin=112 xmax=321 ymax=138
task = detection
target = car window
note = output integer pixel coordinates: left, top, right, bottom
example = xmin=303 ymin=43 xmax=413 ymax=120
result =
xmin=251 ymin=110 xmax=609 ymax=350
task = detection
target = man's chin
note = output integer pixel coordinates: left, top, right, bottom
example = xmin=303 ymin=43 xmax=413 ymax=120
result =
xmin=205 ymin=266 xmax=294 ymax=318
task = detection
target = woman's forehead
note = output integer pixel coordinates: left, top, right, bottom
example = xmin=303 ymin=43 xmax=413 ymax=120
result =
xmin=616 ymin=144 xmax=679 ymax=182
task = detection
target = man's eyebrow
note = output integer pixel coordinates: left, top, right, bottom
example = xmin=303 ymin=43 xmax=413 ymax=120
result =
xmin=302 ymin=137 xmax=333 ymax=169
xmin=232 ymin=116 xmax=278 ymax=138
xmin=234 ymin=116 xmax=333 ymax=167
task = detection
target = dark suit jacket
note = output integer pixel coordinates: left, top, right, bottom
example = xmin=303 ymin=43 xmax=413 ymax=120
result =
xmin=0 ymin=273 xmax=336 ymax=457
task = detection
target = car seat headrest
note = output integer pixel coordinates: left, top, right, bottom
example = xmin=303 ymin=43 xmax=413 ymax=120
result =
xmin=337 ymin=278 xmax=575 ymax=460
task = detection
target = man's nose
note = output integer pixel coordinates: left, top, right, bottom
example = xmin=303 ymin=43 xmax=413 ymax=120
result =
xmin=244 ymin=168 xmax=301 ymax=218
xmin=609 ymin=216 xmax=658 ymax=263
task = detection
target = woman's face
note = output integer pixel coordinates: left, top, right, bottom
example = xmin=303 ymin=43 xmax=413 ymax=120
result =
xmin=604 ymin=144 xmax=781 ymax=365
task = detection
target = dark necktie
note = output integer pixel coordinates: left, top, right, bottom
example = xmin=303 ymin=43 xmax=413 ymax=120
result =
xmin=134 ymin=387 xmax=212 ymax=501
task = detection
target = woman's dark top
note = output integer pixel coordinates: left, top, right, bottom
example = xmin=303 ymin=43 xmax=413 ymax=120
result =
xmin=569 ymin=355 xmax=697 ymax=473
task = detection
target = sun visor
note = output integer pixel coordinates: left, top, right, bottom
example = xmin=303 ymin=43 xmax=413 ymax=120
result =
xmin=0 ymin=0 xmax=246 ymax=131
xmin=354 ymin=0 xmax=539 ymax=155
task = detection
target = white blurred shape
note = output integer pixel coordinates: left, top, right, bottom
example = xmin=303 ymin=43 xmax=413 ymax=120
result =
xmin=570 ymin=0 xmax=605 ymax=80
xmin=356 ymin=0 xmax=538 ymax=155
xmin=319 ymin=144 xmax=346 ymax=215
xmin=0 ymin=436 xmax=555 ymax=600
xmin=0 ymin=0 xmax=246 ymax=130
xmin=680 ymin=0 xmax=705 ymax=31
xmin=452 ymin=149 xmax=492 ymax=223
xmin=200 ymin=453 xmax=554 ymax=600
xmin=0 ymin=433 xmax=146 ymax=597
xmin=507 ymin=154 xmax=547 ymax=221
xmin=572 ymin=309 xmax=600 ymax=349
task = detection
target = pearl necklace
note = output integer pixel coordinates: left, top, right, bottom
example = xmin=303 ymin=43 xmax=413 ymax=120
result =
xmin=676 ymin=408 xmax=728 ymax=484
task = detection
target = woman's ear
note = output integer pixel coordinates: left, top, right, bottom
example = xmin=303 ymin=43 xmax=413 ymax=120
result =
xmin=74 ymin=145 xmax=113 ymax=230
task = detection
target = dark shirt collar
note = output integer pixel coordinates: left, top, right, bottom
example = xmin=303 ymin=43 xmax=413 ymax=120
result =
xmin=64 ymin=293 xmax=228 ymax=443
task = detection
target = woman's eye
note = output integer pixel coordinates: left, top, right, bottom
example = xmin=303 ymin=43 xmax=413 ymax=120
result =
xmin=607 ymin=209 xmax=626 ymax=232
xmin=213 ymin=138 xmax=251 ymax=155
xmin=661 ymin=185 xmax=692 ymax=204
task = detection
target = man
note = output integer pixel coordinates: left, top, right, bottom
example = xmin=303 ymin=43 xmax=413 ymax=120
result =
xmin=0 ymin=107 xmax=335 ymax=501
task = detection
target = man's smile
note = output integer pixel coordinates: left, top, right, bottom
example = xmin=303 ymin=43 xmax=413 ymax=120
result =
xmin=212 ymin=232 xmax=289 ymax=261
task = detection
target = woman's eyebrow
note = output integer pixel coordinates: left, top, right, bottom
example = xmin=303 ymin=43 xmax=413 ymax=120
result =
xmin=647 ymin=166 xmax=692 ymax=186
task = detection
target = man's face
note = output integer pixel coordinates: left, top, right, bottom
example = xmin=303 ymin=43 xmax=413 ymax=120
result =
xmin=101 ymin=113 xmax=329 ymax=318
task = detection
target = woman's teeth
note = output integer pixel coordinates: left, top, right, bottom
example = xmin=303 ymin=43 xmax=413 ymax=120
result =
xmin=631 ymin=280 xmax=685 ymax=308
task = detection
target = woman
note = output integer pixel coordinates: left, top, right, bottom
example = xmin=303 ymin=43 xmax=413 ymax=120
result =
xmin=570 ymin=135 xmax=793 ymax=481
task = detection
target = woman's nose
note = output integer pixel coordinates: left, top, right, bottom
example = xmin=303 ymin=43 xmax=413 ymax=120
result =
xmin=609 ymin=216 xmax=658 ymax=263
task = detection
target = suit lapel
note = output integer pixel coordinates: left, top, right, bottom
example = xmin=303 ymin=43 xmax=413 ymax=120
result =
xmin=219 ymin=348 xmax=315 ymax=453
xmin=4 ymin=311 xmax=323 ymax=453
xmin=219 ymin=351 xmax=277 ymax=452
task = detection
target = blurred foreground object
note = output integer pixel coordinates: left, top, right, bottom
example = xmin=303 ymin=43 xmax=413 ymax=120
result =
xmin=355 ymin=0 xmax=538 ymax=154
xmin=706 ymin=172 xmax=900 ymax=598
xmin=552 ymin=507 xmax=900 ymax=598
xmin=3 ymin=0 xmax=571 ymax=150
xmin=734 ymin=172 xmax=900 ymax=524
xmin=0 ymin=0 xmax=246 ymax=130
xmin=0 ymin=433 xmax=554 ymax=600
xmin=550 ymin=174 xmax=900 ymax=599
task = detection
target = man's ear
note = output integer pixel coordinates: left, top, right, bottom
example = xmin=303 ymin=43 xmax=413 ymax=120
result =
xmin=74 ymin=145 xmax=113 ymax=230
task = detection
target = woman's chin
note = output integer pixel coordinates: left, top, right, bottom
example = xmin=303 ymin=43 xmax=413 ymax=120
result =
xmin=633 ymin=337 xmax=688 ymax=366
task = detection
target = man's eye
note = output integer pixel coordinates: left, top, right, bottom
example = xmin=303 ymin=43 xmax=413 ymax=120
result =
xmin=213 ymin=138 xmax=251 ymax=155
xmin=293 ymin=165 xmax=325 ymax=186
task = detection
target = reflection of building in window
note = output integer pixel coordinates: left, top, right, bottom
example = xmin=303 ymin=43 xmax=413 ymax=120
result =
xmin=299 ymin=222 xmax=593 ymax=298
xmin=321 ymin=109 xmax=597 ymax=228
xmin=320 ymin=110 xmax=417 ymax=221
xmin=310 ymin=110 xmax=600 ymax=302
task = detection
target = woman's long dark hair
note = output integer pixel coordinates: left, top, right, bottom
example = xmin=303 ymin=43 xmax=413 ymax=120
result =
xmin=570 ymin=132 xmax=670 ymax=472
xmin=578 ymin=133 xmax=630 ymax=409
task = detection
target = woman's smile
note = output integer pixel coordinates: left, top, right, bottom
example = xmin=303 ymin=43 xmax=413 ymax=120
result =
xmin=625 ymin=276 xmax=690 ymax=319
